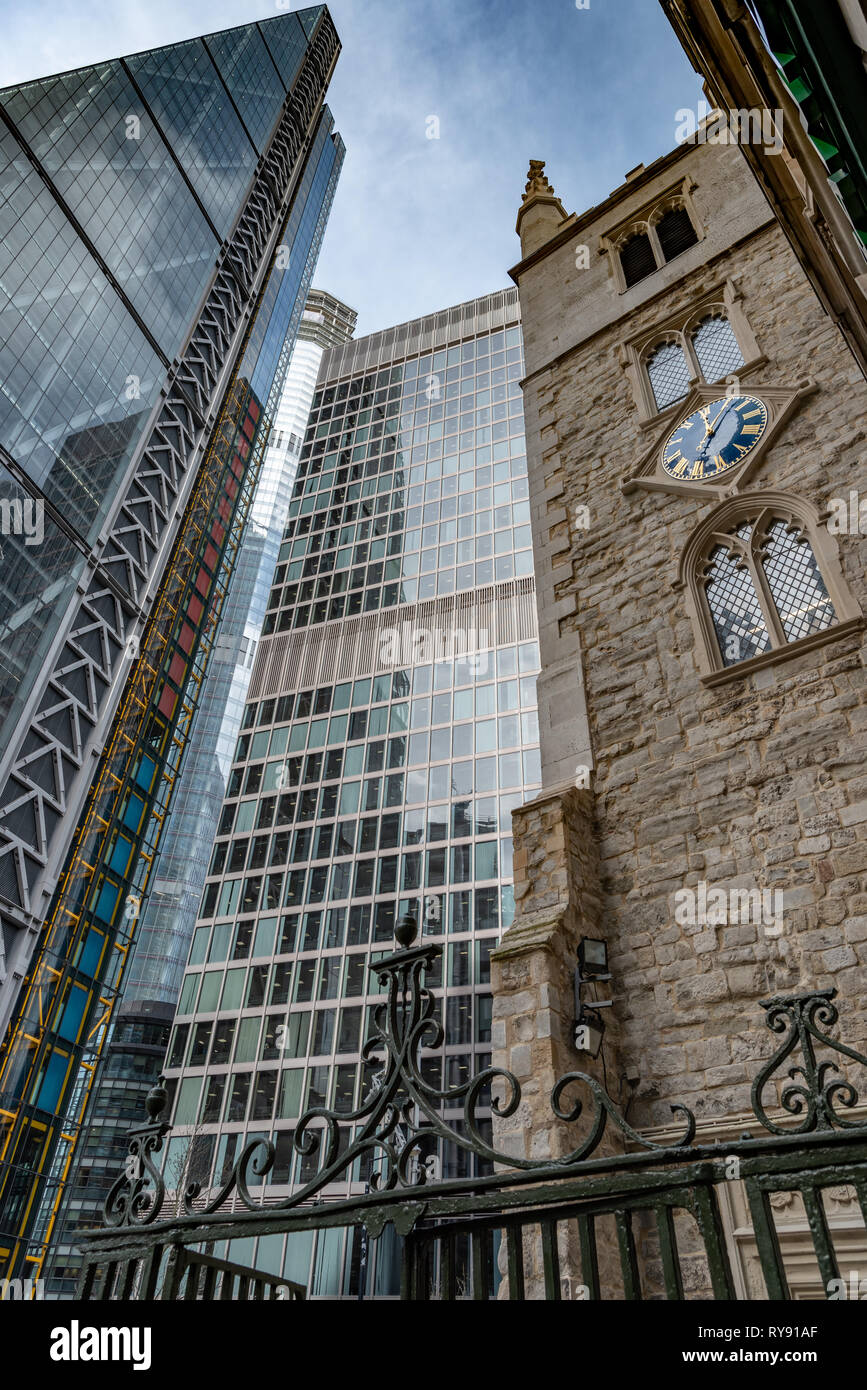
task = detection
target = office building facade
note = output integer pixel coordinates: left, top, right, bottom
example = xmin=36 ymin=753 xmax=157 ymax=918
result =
xmin=0 ymin=7 xmax=343 ymax=1282
xmin=162 ymin=289 xmax=542 ymax=1295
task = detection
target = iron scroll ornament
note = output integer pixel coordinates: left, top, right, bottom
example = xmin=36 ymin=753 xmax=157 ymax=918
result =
xmin=103 ymin=1077 xmax=170 ymax=1226
xmin=133 ymin=918 xmax=695 ymax=1222
xmin=180 ymin=938 xmax=697 ymax=1217
xmin=106 ymin=925 xmax=867 ymax=1224
xmin=751 ymin=989 xmax=867 ymax=1134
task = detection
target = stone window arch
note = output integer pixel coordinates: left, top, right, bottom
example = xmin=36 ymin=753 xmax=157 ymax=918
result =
xmin=618 ymin=226 xmax=657 ymax=288
xmin=676 ymin=493 xmax=862 ymax=680
xmin=604 ymin=182 xmax=704 ymax=293
xmin=623 ymin=282 xmax=762 ymax=422
xmin=687 ymin=309 xmax=745 ymax=383
xmin=649 ymin=199 xmax=699 ymax=263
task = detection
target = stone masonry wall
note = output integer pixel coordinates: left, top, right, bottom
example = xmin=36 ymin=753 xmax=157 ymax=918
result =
xmin=507 ymin=137 xmax=867 ymax=1139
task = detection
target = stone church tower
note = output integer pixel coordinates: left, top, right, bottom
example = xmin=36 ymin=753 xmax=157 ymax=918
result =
xmin=493 ymin=133 xmax=867 ymax=1295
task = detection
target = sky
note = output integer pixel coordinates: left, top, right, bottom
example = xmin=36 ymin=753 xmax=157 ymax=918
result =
xmin=0 ymin=0 xmax=705 ymax=337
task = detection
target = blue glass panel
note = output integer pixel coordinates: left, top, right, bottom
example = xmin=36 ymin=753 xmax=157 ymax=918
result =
xmin=259 ymin=12 xmax=309 ymax=88
xmin=122 ymin=793 xmax=146 ymax=831
xmin=78 ymin=928 xmax=105 ymax=977
xmin=57 ymin=984 xmax=89 ymax=1042
xmin=36 ymin=1049 xmax=70 ymax=1111
xmin=95 ymin=880 xmax=120 ymax=924
xmin=135 ymin=755 xmax=157 ymax=790
xmin=2 ymin=61 xmax=217 ymax=357
xmin=127 ymin=40 xmax=257 ymax=237
xmin=207 ymin=25 xmax=285 ymax=152
xmin=0 ymin=127 xmax=164 ymax=541
xmin=109 ymin=835 xmax=133 ymax=875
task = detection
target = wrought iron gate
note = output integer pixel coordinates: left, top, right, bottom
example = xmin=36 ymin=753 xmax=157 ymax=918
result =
xmin=77 ymin=920 xmax=867 ymax=1301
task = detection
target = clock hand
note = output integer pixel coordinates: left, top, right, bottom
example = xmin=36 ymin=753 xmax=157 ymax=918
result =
xmin=695 ymin=400 xmax=735 ymax=460
xmin=696 ymin=406 xmax=713 ymax=442
xmin=707 ymin=398 xmax=734 ymax=434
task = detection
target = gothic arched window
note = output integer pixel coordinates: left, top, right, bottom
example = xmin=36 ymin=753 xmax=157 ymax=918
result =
xmin=619 ymin=231 xmax=656 ymax=288
xmin=691 ymin=314 xmax=745 ymax=382
xmin=678 ymin=495 xmax=861 ymax=678
xmin=655 ymin=206 xmax=699 ymax=262
xmin=646 ymin=340 xmax=691 ymax=411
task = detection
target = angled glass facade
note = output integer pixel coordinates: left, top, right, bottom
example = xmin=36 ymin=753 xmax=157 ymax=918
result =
xmin=41 ymin=292 xmax=356 ymax=1296
xmin=0 ymin=7 xmax=343 ymax=1285
xmin=163 ymin=289 xmax=541 ymax=1296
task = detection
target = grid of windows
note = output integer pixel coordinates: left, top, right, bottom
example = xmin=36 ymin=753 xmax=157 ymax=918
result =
xmin=263 ymin=328 xmax=529 ymax=632
xmin=703 ymin=516 xmax=838 ymax=668
xmin=172 ymin=635 xmax=540 ymax=1131
xmin=127 ymin=40 xmax=258 ymax=237
xmin=207 ymin=25 xmax=286 ymax=152
xmin=166 ymin=306 xmax=539 ymax=1242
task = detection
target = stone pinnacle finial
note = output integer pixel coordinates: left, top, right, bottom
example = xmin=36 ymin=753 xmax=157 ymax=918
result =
xmin=523 ymin=160 xmax=555 ymax=203
xmin=515 ymin=159 xmax=569 ymax=257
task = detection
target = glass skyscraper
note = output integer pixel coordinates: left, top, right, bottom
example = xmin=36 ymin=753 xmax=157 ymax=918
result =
xmin=41 ymin=290 xmax=356 ymax=1296
xmin=0 ymin=7 xmax=343 ymax=1284
xmin=163 ymin=288 xmax=541 ymax=1296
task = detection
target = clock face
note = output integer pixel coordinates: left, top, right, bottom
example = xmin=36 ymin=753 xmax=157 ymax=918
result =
xmin=661 ymin=394 xmax=768 ymax=482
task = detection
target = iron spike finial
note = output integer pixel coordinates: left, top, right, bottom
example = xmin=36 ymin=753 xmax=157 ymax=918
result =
xmin=145 ymin=1074 xmax=167 ymax=1122
xmin=394 ymin=910 xmax=418 ymax=949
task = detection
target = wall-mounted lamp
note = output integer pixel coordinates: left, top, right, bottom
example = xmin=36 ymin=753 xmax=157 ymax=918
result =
xmin=574 ymin=937 xmax=613 ymax=1058
xmin=577 ymin=937 xmax=609 ymax=978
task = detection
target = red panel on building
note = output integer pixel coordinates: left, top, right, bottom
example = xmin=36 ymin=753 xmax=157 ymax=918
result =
xmin=158 ymin=685 xmax=177 ymax=719
xmin=195 ymin=567 xmax=211 ymax=598
xmin=168 ymin=653 xmax=186 ymax=685
xmin=186 ymin=595 xmax=203 ymax=625
xmin=203 ymin=543 xmax=218 ymax=573
xmin=178 ymin=622 xmax=195 ymax=654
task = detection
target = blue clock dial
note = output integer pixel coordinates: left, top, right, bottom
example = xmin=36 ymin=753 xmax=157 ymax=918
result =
xmin=661 ymin=394 xmax=768 ymax=481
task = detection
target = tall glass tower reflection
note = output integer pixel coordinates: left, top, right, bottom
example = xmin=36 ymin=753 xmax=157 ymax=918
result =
xmin=163 ymin=289 xmax=541 ymax=1296
xmin=41 ymin=291 xmax=356 ymax=1296
xmin=0 ymin=8 xmax=344 ymax=1285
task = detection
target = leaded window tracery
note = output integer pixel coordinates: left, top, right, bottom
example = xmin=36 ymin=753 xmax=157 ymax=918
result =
xmin=694 ymin=507 xmax=840 ymax=671
xmin=646 ymin=340 xmax=691 ymax=411
xmin=691 ymin=314 xmax=745 ymax=382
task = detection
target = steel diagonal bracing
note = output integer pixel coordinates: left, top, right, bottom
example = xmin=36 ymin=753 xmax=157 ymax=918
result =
xmin=0 ymin=14 xmax=340 ymax=933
